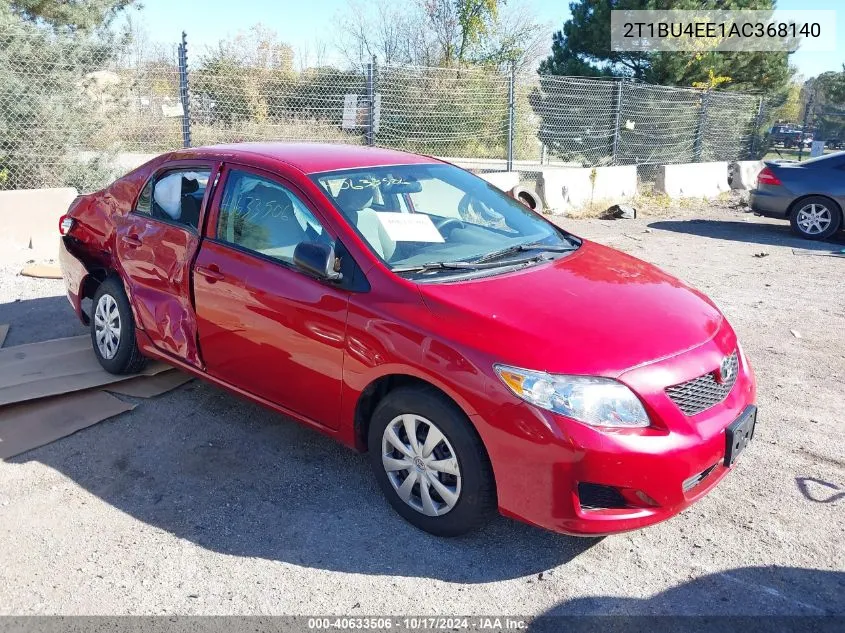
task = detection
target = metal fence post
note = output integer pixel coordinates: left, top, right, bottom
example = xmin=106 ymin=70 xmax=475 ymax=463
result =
xmin=506 ymin=63 xmax=515 ymax=171
xmin=177 ymin=31 xmax=191 ymax=148
xmin=611 ymin=78 xmax=624 ymax=164
xmin=749 ymin=95 xmax=765 ymax=158
xmin=365 ymin=57 xmax=375 ymax=146
xmin=693 ymin=89 xmax=710 ymax=162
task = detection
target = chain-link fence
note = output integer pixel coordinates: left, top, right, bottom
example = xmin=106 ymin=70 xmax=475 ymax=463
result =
xmin=1 ymin=27 xmax=773 ymax=191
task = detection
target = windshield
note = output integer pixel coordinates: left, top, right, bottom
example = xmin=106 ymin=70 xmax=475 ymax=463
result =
xmin=311 ymin=164 xmax=578 ymax=275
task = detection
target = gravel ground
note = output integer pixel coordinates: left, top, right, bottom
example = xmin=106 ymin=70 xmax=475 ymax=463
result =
xmin=0 ymin=206 xmax=843 ymax=619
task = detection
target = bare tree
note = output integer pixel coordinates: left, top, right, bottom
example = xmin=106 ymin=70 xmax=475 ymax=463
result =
xmin=474 ymin=1 xmax=551 ymax=72
xmin=336 ymin=0 xmax=428 ymax=67
xmin=335 ymin=0 xmax=545 ymax=69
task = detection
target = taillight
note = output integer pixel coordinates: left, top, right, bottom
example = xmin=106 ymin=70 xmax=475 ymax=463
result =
xmin=757 ymin=167 xmax=782 ymax=186
xmin=59 ymin=215 xmax=75 ymax=236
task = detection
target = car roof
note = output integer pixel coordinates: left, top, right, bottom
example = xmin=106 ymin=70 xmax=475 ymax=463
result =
xmin=168 ymin=142 xmax=442 ymax=175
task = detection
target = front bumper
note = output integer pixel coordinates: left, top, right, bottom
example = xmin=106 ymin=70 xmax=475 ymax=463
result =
xmin=473 ymin=323 xmax=757 ymax=536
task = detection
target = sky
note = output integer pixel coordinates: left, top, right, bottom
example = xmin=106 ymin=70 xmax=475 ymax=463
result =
xmin=122 ymin=0 xmax=845 ymax=80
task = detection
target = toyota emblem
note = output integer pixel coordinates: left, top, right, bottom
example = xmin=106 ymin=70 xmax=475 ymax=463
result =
xmin=716 ymin=356 xmax=735 ymax=384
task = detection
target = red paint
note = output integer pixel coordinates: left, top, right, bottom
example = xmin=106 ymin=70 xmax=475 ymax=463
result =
xmin=59 ymin=143 xmax=757 ymax=537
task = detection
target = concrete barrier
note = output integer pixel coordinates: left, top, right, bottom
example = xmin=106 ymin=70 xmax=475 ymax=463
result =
xmin=0 ymin=187 xmax=78 ymax=255
xmin=593 ymin=165 xmax=638 ymax=201
xmin=730 ymin=160 xmax=764 ymax=190
xmin=655 ymin=162 xmax=730 ymax=198
xmin=539 ymin=165 xmax=637 ymax=214
xmin=477 ymin=171 xmax=520 ymax=192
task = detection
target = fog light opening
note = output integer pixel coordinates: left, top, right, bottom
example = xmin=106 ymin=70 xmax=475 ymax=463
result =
xmin=578 ymin=483 xmax=660 ymax=511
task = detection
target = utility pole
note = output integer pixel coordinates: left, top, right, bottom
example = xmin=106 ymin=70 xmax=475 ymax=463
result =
xmin=798 ymin=91 xmax=814 ymax=162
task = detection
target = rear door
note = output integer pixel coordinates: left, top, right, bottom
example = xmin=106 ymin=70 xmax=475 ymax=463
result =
xmin=114 ymin=160 xmax=218 ymax=367
xmin=192 ymin=163 xmax=349 ymax=429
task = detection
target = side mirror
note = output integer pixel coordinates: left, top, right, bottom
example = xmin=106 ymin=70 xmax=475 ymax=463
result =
xmin=293 ymin=241 xmax=343 ymax=282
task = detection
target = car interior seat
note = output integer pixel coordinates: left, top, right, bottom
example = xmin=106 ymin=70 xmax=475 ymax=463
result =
xmin=179 ymin=176 xmax=202 ymax=229
xmin=334 ymin=179 xmax=396 ymax=260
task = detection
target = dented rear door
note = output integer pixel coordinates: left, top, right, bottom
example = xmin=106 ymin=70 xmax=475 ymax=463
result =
xmin=114 ymin=160 xmax=219 ymax=367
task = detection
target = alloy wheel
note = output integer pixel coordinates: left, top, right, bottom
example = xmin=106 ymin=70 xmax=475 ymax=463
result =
xmin=94 ymin=293 xmax=121 ymax=360
xmin=381 ymin=413 xmax=462 ymax=517
xmin=796 ymin=203 xmax=832 ymax=235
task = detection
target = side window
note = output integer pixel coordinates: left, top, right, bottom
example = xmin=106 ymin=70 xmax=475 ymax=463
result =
xmin=216 ymin=170 xmax=329 ymax=264
xmin=135 ymin=178 xmax=153 ymax=215
xmin=149 ymin=169 xmax=211 ymax=230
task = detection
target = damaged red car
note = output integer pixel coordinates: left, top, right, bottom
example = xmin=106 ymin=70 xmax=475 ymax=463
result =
xmin=58 ymin=143 xmax=757 ymax=537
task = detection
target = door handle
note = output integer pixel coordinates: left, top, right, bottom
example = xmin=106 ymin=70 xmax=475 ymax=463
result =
xmin=195 ymin=265 xmax=225 ymax=282
xmin=121 ymin=235 xmax=142 ymax=248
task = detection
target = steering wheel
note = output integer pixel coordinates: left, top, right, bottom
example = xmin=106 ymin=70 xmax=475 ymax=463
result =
xmin=432 ymin=216 xmax=465 ymax=236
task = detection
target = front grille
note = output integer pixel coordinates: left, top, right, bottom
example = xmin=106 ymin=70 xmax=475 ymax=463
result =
xmin=666 ymin=352 xmax=739 ymax=416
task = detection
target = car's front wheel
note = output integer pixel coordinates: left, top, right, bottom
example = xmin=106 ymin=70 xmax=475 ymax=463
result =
xmin=90 ymin=276 xmax=147 ymax=375
xmin=790 ymin=196 xmax=842 ymax=240
xmin=368 ymin=386 xmax=496 ymax=537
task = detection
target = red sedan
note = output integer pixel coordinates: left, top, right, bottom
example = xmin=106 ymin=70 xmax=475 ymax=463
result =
xmin=58 ymin=143 xmax=757 ymax=537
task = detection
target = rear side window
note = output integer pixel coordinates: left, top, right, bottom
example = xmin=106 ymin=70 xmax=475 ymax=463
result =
xmin=151 ymin=170 xmax=210 ymax=230
xmin=133 ymin=168 xmax=211 ymax=230
xmin=216 ymin=170 xmax=328 ymax=264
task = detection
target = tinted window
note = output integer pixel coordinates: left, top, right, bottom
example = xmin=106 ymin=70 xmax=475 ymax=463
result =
xmin=149 ymin=169 xmax=211 ymax=230
xmin=216 ymin=170 xmax=328 ymax=264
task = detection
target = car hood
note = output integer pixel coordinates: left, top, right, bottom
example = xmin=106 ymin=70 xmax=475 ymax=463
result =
xmin=417 ymin=240 xmax=724 ymax=377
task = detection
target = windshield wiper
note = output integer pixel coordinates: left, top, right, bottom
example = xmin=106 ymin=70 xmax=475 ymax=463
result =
xmin=392 ymin=255 xmax=549 ymax=275
xmin=473 ymin=240 xmax=576 ymax=264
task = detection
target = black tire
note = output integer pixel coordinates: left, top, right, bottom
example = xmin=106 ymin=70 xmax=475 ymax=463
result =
xmin=368 ymin=386 xmax=496 ymax=537
xmin=789 ymin=196 xmax=843 ymax=240
xmin=90 ymin=276 xmax=147 ymax=375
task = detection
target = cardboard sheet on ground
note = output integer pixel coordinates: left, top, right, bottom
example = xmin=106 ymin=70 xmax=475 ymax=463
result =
xmin=0 ymin=324 xmax=8 ymax=348
xmin=0 ymin=390 xmax=135 ymax=459
xmin=20 ymin=263 xmax=63 ymax=279
xmin=105 ymin=370 xmax=193 ymax=397
xmin=0 ymin=335 xmax=170 ymax=406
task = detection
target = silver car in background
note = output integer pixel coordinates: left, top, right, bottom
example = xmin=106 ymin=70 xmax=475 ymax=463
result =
xmin=750 ymin=152 xmax=845 ymax=240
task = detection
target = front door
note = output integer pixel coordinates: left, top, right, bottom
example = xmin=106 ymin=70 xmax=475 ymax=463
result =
xmin=114 ymin=162 xmax=216 ymax=367
xmin=193 ymin=165 xmax=348 ymax=429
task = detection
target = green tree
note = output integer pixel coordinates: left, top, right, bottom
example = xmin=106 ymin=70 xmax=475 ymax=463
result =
xmin=772 ymin=81 xmax=802 ymax=123
xmin=422 ymin=0 xmax=500 ymax=65
xmin=3 ymin=0 xmax=132 ymax=31
xmin=0 ymin=0 xmax=135 ymax=189
xmin=823 ymin=66 xmax=845 ymax=104
xmin=804 ymin=69 xmax=845 ymax=142
xmin=539 ymin=0 xmax=792 ymax=93
xmin=538 ymin=0 xmax=646 ymax=78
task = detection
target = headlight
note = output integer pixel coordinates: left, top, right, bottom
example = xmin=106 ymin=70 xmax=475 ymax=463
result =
xmin=494 ymin=364 xmax=650 ymax=428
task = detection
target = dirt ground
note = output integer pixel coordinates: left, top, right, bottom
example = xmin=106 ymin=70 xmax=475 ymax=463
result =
xmin=0 ymin=202 xmax=843 ymax=621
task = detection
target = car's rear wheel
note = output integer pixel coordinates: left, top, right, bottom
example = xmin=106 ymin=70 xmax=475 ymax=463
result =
xmin=368 ymin=386 xmax=496 ymax=537
xmin=790 ymin=196 xmax=842 ymax=240
xmin=91 ymin=276 xmax=146 ymax=375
